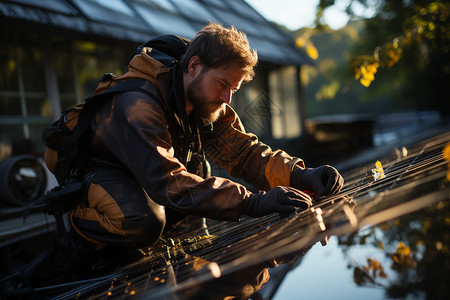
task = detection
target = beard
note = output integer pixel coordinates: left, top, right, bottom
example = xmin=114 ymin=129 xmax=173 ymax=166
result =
xmin=187 ymin=72 xmax=226 ymax=123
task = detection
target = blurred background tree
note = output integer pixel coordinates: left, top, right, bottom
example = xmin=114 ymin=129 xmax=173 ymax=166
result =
xmin=293 ymin=0 xmax=449 ymax=118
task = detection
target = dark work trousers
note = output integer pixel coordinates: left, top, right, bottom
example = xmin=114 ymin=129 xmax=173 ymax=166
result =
xmin=70 ymin=168 xmax=167 ymax=249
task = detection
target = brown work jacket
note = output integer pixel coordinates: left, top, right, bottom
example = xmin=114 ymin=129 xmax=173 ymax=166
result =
xmin=87 ymin=46 xmax=304 ymax=221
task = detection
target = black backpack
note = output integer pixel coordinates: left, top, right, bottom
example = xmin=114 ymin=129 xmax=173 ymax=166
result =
xmin=43 ymin=35 xmax=190 ymax=185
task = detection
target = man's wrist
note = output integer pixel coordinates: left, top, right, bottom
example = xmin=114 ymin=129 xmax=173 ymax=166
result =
xmin=290 ymin=166 xmax=306 ymax=188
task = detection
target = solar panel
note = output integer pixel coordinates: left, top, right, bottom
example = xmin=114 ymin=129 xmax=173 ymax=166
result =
xmin=22 ymin=130 xmax=449 ymax=299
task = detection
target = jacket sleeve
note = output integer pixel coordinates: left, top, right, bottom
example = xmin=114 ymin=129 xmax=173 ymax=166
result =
xmin=92 ymin=92 xmax=251 ymax=221
xmin=202 ymin=105 xmax=305 ymax=191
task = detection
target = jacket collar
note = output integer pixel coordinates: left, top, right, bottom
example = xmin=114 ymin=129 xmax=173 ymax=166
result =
xmin=170 ymin=64 xmax=189 ymax=131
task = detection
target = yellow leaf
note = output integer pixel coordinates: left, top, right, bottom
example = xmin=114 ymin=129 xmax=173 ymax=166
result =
xmin=8 ymin=60 xmax=16 ymax=71
xmin=418 ymin=26 xmax=425 ymax=34
xmin=443 ymin=144 xmax=450 ymax=161
xmin=360 ymin=65 xmax=367 ymax=75
xmin=296 ymin=37 xmax=305 ymax=48
xmin=375 ymin=160 xmax=383 ymax=170
xmin=444 ymin=144 xmax=450 ymax=181
xmin=428 ymin=2 xmax=439 ymax=14
xmin=388 ymin=49 xmax=396 ymax=58
xmin=363 ymin=72 xmax=375 ymax=81
xmin=393 ymin=40 xmax=399 ymax=49
xmin=396 ymin=242 xmax=411 ymax=256
xmin=366 ymin=63 xmax=379 ymax=74
xmin=306 ymin=44 xmax=319 ymax=60
xmin=192 ymin=257 xmax=210 ymax=271
xmin=360 ymin=78 xmax=371 ymax=87
xmin=371 ymin=160 xmax=385 ymax=180
xmin=392 ymin=255 xmax=399 ymax=263
xmin=428 ymin=22 xmax=436 ymax=31
xmin=373 ymin=260 xmax=381 ymax=269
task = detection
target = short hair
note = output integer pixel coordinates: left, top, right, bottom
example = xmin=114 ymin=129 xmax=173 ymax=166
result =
xmin=179 ymin=22 xmax=258 ymax=82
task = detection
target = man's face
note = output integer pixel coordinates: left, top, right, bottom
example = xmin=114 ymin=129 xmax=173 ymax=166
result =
xmin=187 ymin=63 xmax=245 ymax=123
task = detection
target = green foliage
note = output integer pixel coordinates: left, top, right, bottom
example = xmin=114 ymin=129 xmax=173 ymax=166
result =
xmin=299 ymin=0 xmax=450 ymax=117
xmin=294 ymin=22 xmax=403 ymax=118
xmin=348 ymin=0 xmax=450 ymax=114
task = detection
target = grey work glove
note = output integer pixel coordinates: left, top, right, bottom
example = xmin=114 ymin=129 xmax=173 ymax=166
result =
xmin=245 ymin=186 xmax=312 ymax=218
xmin=290 ymin=165 xmax=344 ymax=196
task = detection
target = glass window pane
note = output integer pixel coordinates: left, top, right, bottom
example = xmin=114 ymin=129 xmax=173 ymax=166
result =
xmin=207 ymin=6 xmax=261 ymax=36
xmin=53 ymin=39 xmax=79 ymax=109
xmin=234 ymin=77 xmax=274 ymax=139
xmin=74 ymin=54 xmax=126 ymax=100
xmin=0 ymin=45 xmax=19 ymax=91
xmin=25 ymin=96 xmax=51 ymax=117
xmin=0 ymin=125 xmax=25 ymax=160
xmin=0 ymin=95 xmax=22 ymax=116
xmin=149 ymin=0 xmax=177 ymax=13
xmin=171 ymin=0 xmax=216 ymax=22
xmin=75 ymin=55 xmax=103 ymax=100
xmin=133 ymin=4 xmax=198 ymax=37
xmin=258 ymin=24 xmax=292 ymax=43
xmin=269 ymin=66 xmax=301 ymax=139
xmin=72 ymin=39 xmax=129 ymax=101
xmin=60 ymin=96 xmax=77 ymax=111
xmin=53 ymin=41 xmax=76 ymax=96
xmin=248 ymin=38 xmax=281 ymax=62
xmin=28 ymin=124 xmax=47 ymax=153
xmin=205 ymin=0 xmax=228 ymax=9
xmin=56 ymin=61 xmax=76 ymax=95
xmin=9 ymin=0 xmax=76 ymax=14
xmin=72 ymin=0 xmax=147 ymax=31
xmin=228 ymin=0 xmax=265 ymax=21
xmin=19 ymin=47 xmax=46 ymax=92
xmin=205 ymin=4 xmax=289 ymax=44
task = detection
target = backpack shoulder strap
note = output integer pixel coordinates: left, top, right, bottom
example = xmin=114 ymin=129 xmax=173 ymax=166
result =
xmin=58 ymin=78 xmax=170 ymax=183
xmin=74 ymin=77 xmax=169 ymax=142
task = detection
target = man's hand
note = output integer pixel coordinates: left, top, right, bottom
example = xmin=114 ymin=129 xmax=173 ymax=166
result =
xmin=290 ymin=165 xmax=344 ymax=196
xmin=245 ymin=186 xmax=312 ymax=218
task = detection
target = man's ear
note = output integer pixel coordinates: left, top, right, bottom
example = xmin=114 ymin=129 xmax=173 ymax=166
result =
xmin=188 ymin=55 xmax=202 ymax=77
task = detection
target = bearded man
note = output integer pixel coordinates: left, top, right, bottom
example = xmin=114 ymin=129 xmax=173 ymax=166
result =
xmin=21 ymin=22 xmax=343 ymax=286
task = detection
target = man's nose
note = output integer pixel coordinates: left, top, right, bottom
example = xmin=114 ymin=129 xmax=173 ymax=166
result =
xmin=220 ymin=89 xmax=232 ymax=104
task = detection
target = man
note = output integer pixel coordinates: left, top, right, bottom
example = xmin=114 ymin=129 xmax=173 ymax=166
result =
xmin=23 ymin=22 xmax=343 ymax=285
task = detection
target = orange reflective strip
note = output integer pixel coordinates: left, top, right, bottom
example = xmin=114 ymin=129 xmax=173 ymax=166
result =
xmin=265 ymin=150 xmax=304 ymax=188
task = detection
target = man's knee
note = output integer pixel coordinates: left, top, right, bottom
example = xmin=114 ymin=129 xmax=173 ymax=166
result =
xmin=81 ymin=170 xmax=167 ymax=248
xmin=128 ymin=205 xmax=166 ymax=247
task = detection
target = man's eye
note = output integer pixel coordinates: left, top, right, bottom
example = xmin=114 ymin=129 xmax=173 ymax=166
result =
xmin=217 ymin=81 xmax=226 ymax=88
